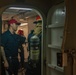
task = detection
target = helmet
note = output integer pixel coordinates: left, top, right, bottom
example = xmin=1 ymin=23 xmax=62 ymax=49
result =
xmin=18 ymin=29 xmax=24 ymax=36
xmin=33 ymin=15 xmax=42 ymax=24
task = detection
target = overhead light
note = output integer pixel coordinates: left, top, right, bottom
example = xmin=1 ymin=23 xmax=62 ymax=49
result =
xmin=9 ymin=7 xmax=32 ymax=10
xmin=25 ymin=17 xmax=29 ymax=18
xmin=19 ymin=19 xmax=25 ymax=21
xmin=20 ymin=23 xmax=28 ymax=26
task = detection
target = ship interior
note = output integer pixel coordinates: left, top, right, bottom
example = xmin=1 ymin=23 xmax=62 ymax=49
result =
xmin=0 ymin=0 xmax=76 ymax=75
xmin=2 ymin=6 xmax=43 ymax=75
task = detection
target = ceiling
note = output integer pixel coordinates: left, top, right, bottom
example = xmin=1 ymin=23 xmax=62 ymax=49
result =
xmin=1 ymin=0 xmax=64 ymax=21
xmin=0 ymin=0 xmax=64 ymax=18
xmin=2 ymin=7 xmax=38 ymax=21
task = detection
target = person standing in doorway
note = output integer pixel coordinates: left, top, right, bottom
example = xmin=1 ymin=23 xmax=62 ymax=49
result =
xmin=1 ymin=20 xmax=9 ymax=75
xmin=17 ymin=29 xmax=26 ymax=71
xmin=26 ymin=15 xmax=42 ymax=75
xmin=1 ymin=18 xmax=21 ymax=75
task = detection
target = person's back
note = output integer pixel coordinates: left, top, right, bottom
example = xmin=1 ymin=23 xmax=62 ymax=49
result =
xmin=18 ymin=35 xmax=26 ymax=70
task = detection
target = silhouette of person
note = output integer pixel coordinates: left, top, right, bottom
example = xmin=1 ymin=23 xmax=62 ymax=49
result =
xmin=1 ymin=18 xmax=21 ymax=75
xmin=26 ymin=15 xmax=42 ymax=75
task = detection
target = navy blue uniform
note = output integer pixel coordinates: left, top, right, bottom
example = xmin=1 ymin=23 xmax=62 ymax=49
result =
xmin=1 ymin=30 xmax=25 ymax=75
xmin=18 ymin=36 xmax=26 ymax=69
xmin=1 ymin=56 xmax=6 ymax=75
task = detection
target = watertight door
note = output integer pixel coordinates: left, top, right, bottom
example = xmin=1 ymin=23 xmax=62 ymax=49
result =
xmin=46 ymin=2 xmax=65 ymax=75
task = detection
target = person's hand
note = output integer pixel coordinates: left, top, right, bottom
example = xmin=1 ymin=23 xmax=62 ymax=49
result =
xmin=18 ymin=54 xmax=21 ymax=62
xmin=24 ymin=58 xmax=28 ymax=62
xmin=4 ymin=60 xmax=9 ymax=69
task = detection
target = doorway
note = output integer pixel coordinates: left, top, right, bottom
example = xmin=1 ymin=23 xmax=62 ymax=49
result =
xmin=1 ymin=5 xmax=46 ymax=75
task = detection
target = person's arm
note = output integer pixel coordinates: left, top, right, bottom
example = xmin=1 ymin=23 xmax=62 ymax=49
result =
xmin=1 ymin=46 xmax=9 ymax=68
xmin=18 ymin=49 xmax=21 ymax=62
xmin=22 ymin=43 xmax=29 ymax=62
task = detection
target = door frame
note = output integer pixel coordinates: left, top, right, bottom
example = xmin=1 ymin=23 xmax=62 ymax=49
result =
xmin=0 ymin=3 xmax=46 ymax=75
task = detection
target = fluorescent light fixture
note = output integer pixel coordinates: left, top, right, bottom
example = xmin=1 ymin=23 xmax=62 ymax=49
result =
xmin=20 ymin=23 xmax=28 ymax=26
xmin=9 ymin=7 xmax=32 ymax=10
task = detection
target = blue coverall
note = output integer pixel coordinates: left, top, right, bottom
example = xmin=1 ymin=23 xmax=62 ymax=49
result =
xmin=1 ymin=30 xmax=25 ymax=75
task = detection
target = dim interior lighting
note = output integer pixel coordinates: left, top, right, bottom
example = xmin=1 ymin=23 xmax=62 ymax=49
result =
xmin=20 ymin=23 xmax=28 ymax=26
xmin=19 ymin=19 xmax=25 ymax=21
xmin=9 ymin=7 xmax=32 ymax=10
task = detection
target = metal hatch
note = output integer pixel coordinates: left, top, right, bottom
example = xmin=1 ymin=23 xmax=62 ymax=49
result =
xmin=46 ymin=2 xmax=65 ymax=75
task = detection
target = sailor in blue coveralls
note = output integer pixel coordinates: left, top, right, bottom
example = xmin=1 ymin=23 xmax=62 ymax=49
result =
xmin=1 ymin=18 xmax=25 ymax=75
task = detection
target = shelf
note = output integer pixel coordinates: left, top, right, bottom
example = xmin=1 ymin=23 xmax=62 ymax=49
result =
xmin=46 ymin=23 xmax=64 ymax=28
xmin=48 ymin=44 xmax=61 ymax=50
xmin=47 ymin=64 xmax=64 ymax=72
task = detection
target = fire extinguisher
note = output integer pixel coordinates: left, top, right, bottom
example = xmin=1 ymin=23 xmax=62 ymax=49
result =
xmin=30 ymin=35 xmax=40 ymax=65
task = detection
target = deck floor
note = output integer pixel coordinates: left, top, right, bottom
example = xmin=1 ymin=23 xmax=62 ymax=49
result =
xmin=5 ymin=69 xmax=26 ymax=75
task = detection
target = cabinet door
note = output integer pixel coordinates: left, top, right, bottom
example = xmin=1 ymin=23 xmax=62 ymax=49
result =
xmin=46 ymin=2 xmax=65 ymax=75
